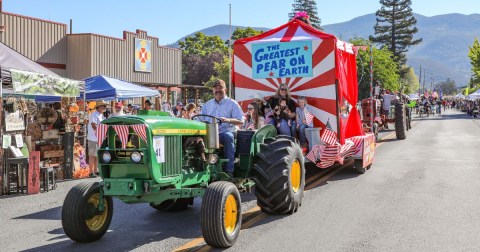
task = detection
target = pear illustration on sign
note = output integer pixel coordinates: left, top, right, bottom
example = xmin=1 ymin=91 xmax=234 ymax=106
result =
xmin=153 ymin=136 xmax=165 ymax=163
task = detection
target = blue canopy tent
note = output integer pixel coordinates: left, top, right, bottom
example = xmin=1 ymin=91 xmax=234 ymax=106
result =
xmin=36 ymin=75 xmax=159 ymax=102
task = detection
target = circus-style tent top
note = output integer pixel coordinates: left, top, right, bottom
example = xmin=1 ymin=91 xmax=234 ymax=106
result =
xmin=233 ymin=19 xmax=362 ymax=144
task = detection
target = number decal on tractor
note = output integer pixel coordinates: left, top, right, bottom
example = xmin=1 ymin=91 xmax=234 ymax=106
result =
xmin=153 ymin=136 xmax=165 ymax=163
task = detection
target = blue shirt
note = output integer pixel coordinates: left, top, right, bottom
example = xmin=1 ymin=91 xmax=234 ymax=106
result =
xmin=201 ymin=96 xmax=245 ymax=134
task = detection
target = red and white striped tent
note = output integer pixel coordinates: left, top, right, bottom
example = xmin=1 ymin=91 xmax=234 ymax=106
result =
xmin=233 ymin=19 xmax=364 ymax=144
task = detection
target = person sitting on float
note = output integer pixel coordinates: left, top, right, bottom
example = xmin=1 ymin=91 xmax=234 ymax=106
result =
xmin=267 ymin=84 xmax=296 ymax=136
xmin=243 ymin=102 xmax=265 ymax=130
xmin=296 ymin=96 xmax=314 ymax=148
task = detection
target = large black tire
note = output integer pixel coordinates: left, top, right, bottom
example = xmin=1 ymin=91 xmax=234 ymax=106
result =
xmin=150 ymin=198 xmax=194 ymax=212
xmin=62 ymin=182 xmax=113 ymax=242
xmin=201 ymin=181 xmax=242 ymax=248
xmin=253 ymin=135 xmax=305 ymax=214
xmin=354 ymin=159 xmax=366 ymax=174
xmin=395 ymin=103 xmax=406 ymax=140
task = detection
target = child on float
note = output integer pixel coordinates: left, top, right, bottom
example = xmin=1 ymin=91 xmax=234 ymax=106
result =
xmin=296 ymin=96 xmax=314 ymax=148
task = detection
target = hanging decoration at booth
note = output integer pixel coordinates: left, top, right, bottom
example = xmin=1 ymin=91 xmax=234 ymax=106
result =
xmin=11 ymin=69 xmax=80 ymax=97
xmin=5 ymin=110 xmax=25 ymax=132
xmin=134 ymin=38 xmax=152 ymax=72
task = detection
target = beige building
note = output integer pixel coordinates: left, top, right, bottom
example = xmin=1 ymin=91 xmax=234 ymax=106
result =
xmin=0 ymin=11 xmax=202 ymax=105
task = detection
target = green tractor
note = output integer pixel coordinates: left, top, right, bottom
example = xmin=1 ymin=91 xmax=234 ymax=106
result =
xmin=61 ymin=111 xmax=305 ymax=248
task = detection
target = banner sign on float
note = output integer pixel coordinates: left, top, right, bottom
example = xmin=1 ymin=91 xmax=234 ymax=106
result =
xmin=252 ymin=41 xmax=313 ymax=79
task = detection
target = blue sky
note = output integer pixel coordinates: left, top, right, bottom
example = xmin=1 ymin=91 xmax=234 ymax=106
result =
xmin=5 ymin=0 xmax=479 ymax=45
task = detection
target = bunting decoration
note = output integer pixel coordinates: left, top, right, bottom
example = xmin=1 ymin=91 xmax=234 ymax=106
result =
xmin=131 ymin=124 xmax=147 ymax=143
xmin=113 ymin=125 xmax=130 ymax=149
xmin=96 ymin=123 xmax=109 ymax=145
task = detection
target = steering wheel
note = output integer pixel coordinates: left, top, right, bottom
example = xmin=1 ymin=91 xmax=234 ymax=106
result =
xmin=191 ymin=114 xmax=222 ymax=125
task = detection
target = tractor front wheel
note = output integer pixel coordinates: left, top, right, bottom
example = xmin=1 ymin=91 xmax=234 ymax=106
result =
xmin=150 ymin=198 xmax=194 ymax=212
xmin=201 ymin=181 xmax=242 ymax=248
xmin=254 ymin=135 xmax=305 ymax=214
xmin=62 ymin=182 xmax=113 ymax=242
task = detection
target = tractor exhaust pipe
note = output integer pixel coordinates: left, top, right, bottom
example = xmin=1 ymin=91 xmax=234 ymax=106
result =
xmin=205 ymin=123 xmax=219 ymax=149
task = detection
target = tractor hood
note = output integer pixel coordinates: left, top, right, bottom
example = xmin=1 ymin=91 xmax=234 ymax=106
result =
xmin=102 ymin=115 xmax=207 ymax=136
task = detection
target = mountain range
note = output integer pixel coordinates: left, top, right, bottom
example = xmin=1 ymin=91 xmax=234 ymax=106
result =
xmin=168 ymin=13 xmax=480 ymax=87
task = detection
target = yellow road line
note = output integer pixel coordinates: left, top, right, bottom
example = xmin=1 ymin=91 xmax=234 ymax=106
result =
xmin=305 ymin=164 xmax=346 ymax=190
xmin=172 ymin=237 xmax=205 ymax=252
xmin=171 ymin=206 xmax=262 ymax=252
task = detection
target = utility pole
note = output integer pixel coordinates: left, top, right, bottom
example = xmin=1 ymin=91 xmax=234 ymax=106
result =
xmin=419 ymin=65 xmax=422 ymax=94
xmin=228 ymin=3 xmax=232 ymax=98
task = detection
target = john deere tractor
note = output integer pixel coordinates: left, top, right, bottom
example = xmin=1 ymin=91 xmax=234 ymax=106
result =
xmin=61 ymin=111 xmax=305 ymax=248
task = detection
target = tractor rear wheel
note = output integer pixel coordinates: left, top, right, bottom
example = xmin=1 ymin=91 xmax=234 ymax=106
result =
xmin=254 ymin=135 xmax=305 ymax=214
xmin=201 ymin=181 xmax=242 ymax=248
xmin=62 ymin=182 xmax=113 ymax=242
xmin=150 ymin=198 xmax=193 ymax=212
xmin=395 ymin=103 xmax=407 ymax=140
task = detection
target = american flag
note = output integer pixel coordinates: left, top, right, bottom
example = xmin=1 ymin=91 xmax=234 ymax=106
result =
xmin=131 ymin=124 xmax=147 ymax=144
xmin=264 ymin=110 xmax=274 ymax=124
xmin=96 ymin=123 xmax=109 ymax=145
xmin=113 ymin=125 xmax=130 ymax=149
xmin=321 ymin=128 xmax=337 ymax=145
xmin=304 ymin=107 xmax=314 ymax=125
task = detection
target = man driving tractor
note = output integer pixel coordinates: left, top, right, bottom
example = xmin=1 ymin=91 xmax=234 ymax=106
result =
xmin=201 ymin=79 xmax=244 ymax=177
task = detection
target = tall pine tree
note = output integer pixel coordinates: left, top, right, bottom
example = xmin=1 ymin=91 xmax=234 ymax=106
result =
xmin=370 ymin=0 xmax=422 ymax=74
xmin=288 ymin=0 xmax=321 ymax=30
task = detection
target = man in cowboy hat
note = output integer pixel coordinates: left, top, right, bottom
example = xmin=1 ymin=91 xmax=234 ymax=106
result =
xmin=87 ymin=100 xmax=107 ymax=178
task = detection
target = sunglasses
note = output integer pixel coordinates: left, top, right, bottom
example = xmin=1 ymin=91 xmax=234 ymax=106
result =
xmin=247 ymin=107 xmax=254 ymax=110
xmin=280 ymin=88 xmax=287 ymax=91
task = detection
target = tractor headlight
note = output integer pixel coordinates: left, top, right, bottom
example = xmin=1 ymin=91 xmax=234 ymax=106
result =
xmin=130 ymin=151 xmax=142 ymax=163
xmin=208 ymin=154 xmax=218 ymax=164
xmin=101 ymin=151 xmax=112 ymax=163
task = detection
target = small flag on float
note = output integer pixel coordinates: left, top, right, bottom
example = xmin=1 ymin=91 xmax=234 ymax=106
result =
xmin=321 ymin=128 xmax=337 ymax=145
xmin=265 ymin=110 xmax=274 ymax=124
xmin=304 ymin=107 xmax=314 ymax=125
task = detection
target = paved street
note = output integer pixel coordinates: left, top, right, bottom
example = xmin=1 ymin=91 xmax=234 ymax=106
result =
xmin=1 ymin=109 xmax=480 ymax=252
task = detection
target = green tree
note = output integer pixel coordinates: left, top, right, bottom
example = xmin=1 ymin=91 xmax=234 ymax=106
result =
xmin=179 ymin=32 xmax=228 ymax=57
xmin=400 ymin=66 xmax=419 ymax=94
xmin=468 ymin=37 xmax=480 ymax=87
xmin=179 ymin=32 xmax=228 ymax=86
xmin=288 ymin=0 xmax=321 ymax=30
xmin=351 ymin=38 xmax=400 ymax=100
xmin=231 ymin=27 xmax=263 ymax=43
xmin=436 ymin=78 xmax=457 ymax=96
xmin=370 ymin=0 xmax=422 ymax=75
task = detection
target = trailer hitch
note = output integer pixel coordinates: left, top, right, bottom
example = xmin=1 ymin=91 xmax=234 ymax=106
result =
xmin=144 ymin=182 xmax=151 ymax=194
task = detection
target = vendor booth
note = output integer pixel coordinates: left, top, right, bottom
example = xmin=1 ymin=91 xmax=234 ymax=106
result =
xmin=1 ymin=42 xmax=83 ymax=195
